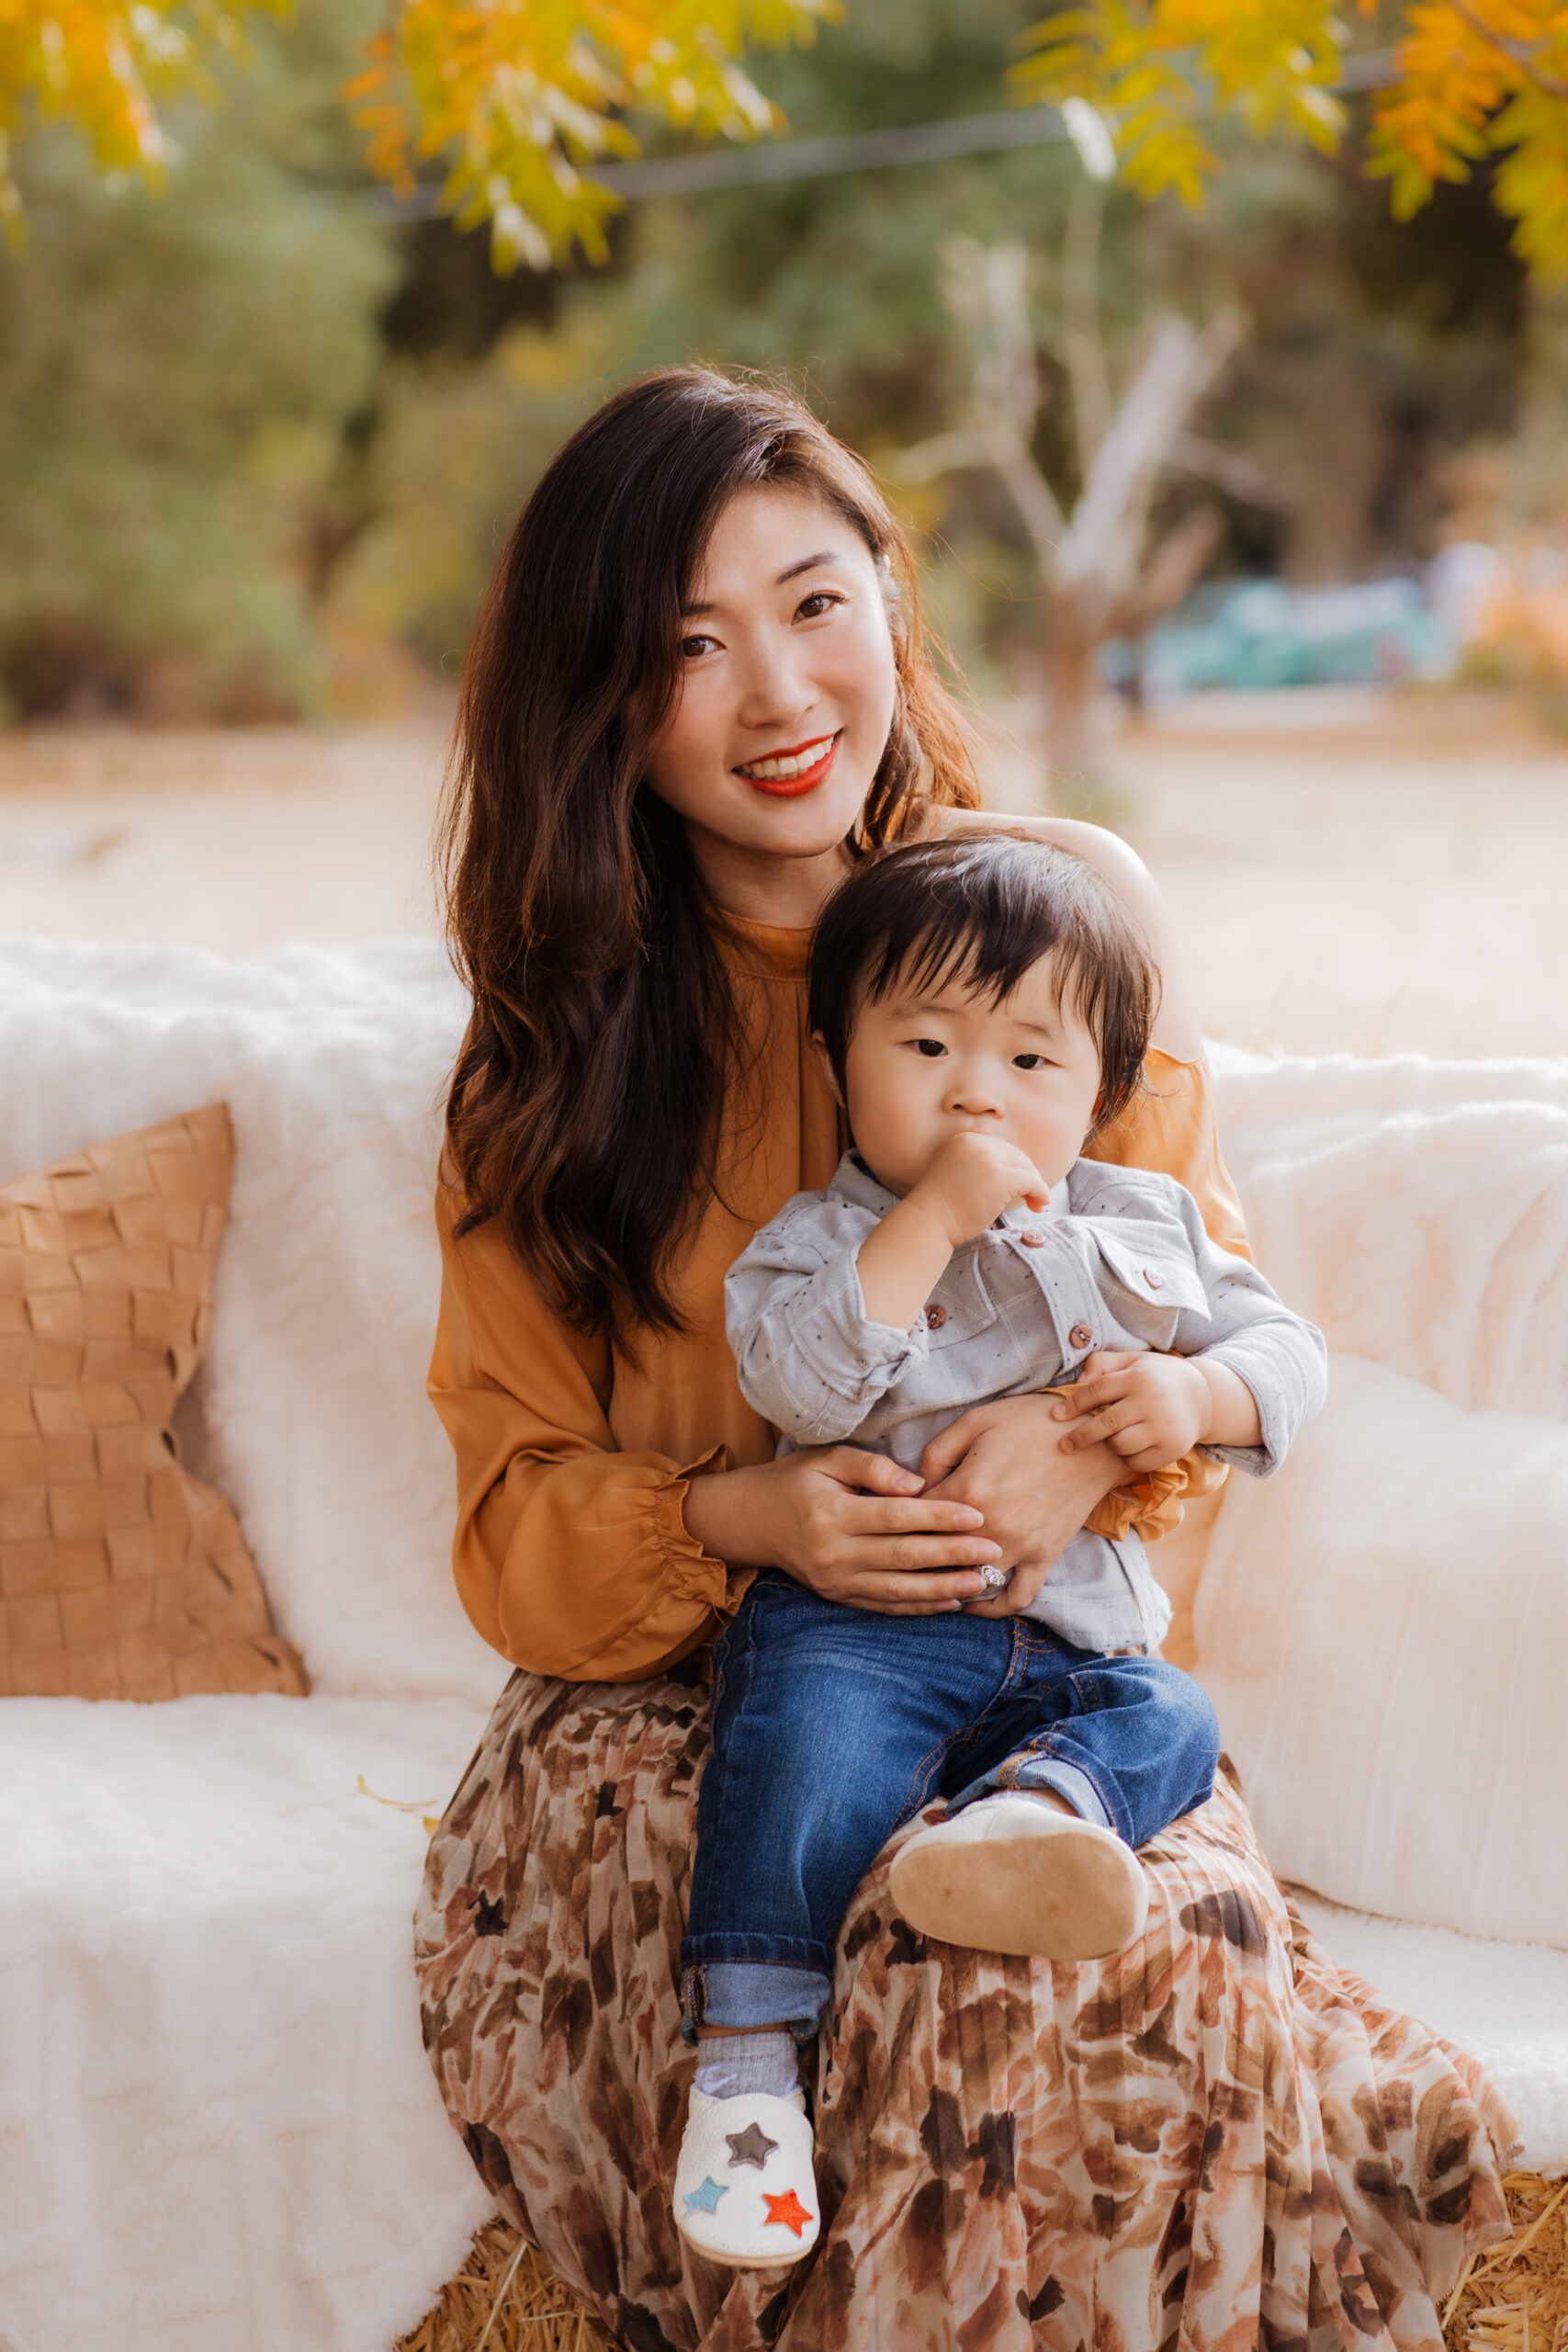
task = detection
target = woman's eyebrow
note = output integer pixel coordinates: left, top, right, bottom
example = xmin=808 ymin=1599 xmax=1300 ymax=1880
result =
xmin=682 ymin=550 xmax=842 ymax=615
xmin=777 ymin=549 xmax=840 ymax=583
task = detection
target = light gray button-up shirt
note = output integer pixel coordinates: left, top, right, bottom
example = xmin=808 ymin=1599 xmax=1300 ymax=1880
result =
xmin=725 ymin=1150 xmax=1327 ymax=1655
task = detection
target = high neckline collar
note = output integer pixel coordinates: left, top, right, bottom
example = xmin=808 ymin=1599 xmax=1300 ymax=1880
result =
xmin=706 ymin=904 xmax=815 ymax=981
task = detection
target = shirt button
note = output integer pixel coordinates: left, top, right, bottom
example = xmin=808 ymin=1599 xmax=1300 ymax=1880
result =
xmin=1144 ymin=1269 xmax=1164 ymax=1290
xmin=1069 ymin=1323 xmax=1093 ymax=1350
xmin=924 ymin=1305 xmax=947 ymax=1329
xmin=1019 ymin=1230 xmax=1045 ymax=1249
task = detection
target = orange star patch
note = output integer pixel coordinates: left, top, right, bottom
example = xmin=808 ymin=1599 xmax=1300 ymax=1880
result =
xmin=762 ymin=2188 xmax=814 ymax=2237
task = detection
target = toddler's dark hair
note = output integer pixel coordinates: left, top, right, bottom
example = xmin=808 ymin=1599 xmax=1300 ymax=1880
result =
xmin=808 ymin=834 xmax=1158 ymax=1136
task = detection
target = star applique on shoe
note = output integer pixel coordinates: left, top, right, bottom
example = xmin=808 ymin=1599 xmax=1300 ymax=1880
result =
xmin=762 ymin=2188 xmax=814 ymax=2239
xmin=673 ymin=2087 xmax=821 ymax=2267
xmin=725 ymin=2121 xmax=778 ymax=2170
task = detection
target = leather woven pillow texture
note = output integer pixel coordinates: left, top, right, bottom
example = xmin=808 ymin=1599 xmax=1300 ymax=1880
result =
xmin=0 ymin=1104 xmax=308 ymax=1700
xmin=1193 ymin=1351 xmax=1568 ymax=1951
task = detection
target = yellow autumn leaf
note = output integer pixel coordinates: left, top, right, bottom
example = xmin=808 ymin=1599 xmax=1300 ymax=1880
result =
xmin=344 ymin=0 xmax=840 ymax=269
xmin=0 ymin=0 xmax=284 ymax=231
xmin=1014 ymin=0 xmax=1568 ymax=281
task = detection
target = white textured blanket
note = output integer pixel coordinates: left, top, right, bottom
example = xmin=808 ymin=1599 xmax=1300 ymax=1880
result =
xmin=0 ymin=939 xmax=503 ymax=2352
xmin=0 ymin=947 xmax=1563 ymax=2352
xmin=0 ymin=1694 xmax=495 ymax=2352
xmin=1209 ymin=1042 xmax=1568 ymax=1419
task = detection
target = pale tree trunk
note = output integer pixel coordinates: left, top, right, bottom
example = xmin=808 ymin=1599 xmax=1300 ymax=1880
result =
xmin=892 ymin=230 xmax=1247 ymax=797
xmin=1041 ymin=584 xmax=1107 ymax=785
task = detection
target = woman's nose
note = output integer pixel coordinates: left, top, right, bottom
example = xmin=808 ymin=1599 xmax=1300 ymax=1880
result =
xmin=735 ymin=632 xmax=813 ymax=730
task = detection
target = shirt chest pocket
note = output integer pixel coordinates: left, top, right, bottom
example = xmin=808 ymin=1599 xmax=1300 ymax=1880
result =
xmin=1089 ymin=1225 xmax=1209 ymax=1350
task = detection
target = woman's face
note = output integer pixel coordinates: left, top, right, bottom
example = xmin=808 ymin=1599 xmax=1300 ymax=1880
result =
xmin=643 ymin=483 xmax=899 ymax=899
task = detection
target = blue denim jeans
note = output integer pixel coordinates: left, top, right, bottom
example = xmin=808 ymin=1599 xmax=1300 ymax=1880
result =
xmin=680 ymin=1570 xmax=1219 ymax=2041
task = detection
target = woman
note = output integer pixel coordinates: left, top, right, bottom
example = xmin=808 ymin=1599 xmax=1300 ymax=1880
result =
xmin=415 ymin=369 xmax=1515 ymax=2349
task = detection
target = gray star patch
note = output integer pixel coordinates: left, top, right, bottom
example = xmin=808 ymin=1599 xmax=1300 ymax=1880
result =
xmin=725 ymin=2121 xmax=778 ymax=2170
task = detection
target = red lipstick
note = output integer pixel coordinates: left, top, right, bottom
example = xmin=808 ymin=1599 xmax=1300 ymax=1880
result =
xmin=736 ymin=732 xmax=841 ymax=798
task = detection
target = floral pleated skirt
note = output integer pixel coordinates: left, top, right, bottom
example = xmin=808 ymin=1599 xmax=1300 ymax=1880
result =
xmin=414 ymin=1659 xmax=1518 ymax=2351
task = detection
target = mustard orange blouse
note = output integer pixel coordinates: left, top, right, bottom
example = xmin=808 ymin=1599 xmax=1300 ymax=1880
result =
xmin=428 ymin=910 xmax=1250 ymax=1684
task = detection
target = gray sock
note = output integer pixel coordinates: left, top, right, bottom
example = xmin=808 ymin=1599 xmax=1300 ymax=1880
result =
xmin=693 ymin=2029 xmax=800 ymax=2102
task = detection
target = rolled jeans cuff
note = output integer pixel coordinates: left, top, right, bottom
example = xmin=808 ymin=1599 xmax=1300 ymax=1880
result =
xmin=948 ymin=1754 xmax=1114 ymax=1834
xmin=681 ymin=1957 xmax=832 ymax=2046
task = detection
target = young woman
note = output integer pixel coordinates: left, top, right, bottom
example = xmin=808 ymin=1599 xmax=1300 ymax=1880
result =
xmin=415 ymin=368 xmax=1515 ymax=2347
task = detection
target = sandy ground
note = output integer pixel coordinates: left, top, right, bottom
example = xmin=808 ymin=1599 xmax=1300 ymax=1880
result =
xmin=2 ymin=682 xmax=1565 ymax=1061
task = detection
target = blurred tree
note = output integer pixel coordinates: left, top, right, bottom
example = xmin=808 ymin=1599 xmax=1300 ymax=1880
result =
xmin=0 ymin=0 xmax=1535 ymax=720
xmin=1202 ymin=153 xmax=1527 ymax=581
xmin=0 ymin=0 xmax=286 ymax=236
xmin=346 ymin=0 xmax=839 ymax=270
xmin=331 ymin=0 xmax=1105 ymax=669
xmin=8 ymin=0 xmax=1568 ymax=285
xmin=0 ymin=0 xmax=836 ymax=270
xmin=0 ymin=0 xmax=394 ymax=719
xmin=891 ymin=233 xmax=1237 ymax=777
xmin=1013 ymin=0 xmax=1568 ymax=283
xmin=333 ymin=0 xmax=1530 ymax=691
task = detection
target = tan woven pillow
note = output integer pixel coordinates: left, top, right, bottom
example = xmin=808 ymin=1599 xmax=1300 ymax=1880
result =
xmin=0 ymin=1104 xmax=308 ymax=1701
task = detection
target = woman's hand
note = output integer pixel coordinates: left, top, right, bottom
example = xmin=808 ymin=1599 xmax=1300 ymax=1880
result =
xmin=682 ymin=1448 xmax=1003 ymax=1616
xmin=916 ymin=1395 xmax=1125 ymax=1618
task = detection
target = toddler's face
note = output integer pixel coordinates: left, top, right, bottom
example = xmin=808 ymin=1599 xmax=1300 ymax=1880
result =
xmin=834 ymin=951 xmax=1103 ymax=1199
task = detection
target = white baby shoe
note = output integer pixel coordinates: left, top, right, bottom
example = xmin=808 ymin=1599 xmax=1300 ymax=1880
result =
xmin=673 ymin=2086 xmax=821 ymax=2268
xmin=889 ymin=1792 xmax=1149 ymax=1961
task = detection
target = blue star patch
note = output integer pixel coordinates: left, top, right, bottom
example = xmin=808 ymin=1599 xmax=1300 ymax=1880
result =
xmin=682 ymin=2175 xmax=729 ymax=2217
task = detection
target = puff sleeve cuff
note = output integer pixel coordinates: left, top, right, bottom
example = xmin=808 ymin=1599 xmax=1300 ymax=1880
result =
xmin=429 ymin=1183 xmax=743 ymax=1684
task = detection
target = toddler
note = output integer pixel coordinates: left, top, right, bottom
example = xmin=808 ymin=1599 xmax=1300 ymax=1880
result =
xmin=672 ymin=834 xmax=1326 ymax=2268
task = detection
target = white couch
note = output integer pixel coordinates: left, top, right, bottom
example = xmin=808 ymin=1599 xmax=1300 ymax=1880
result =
xmin=0 ymin=938 xmax=1562 ymax=2352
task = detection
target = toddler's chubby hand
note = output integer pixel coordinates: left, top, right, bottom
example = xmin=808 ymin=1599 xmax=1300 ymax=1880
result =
xmin=907 ymin=1131 xmax=1050 ymax=1250
xmin=1052 ymin=1349 xmax=1210 ymax=1475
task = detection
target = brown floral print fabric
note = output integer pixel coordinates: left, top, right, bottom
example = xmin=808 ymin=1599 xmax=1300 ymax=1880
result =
xmin=415 ymin=1664 xmax=1518 ymax=2352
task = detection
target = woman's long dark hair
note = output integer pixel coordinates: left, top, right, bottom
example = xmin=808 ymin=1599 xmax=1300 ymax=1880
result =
xmin=441 ymin=366 xmax=981 ymax=1338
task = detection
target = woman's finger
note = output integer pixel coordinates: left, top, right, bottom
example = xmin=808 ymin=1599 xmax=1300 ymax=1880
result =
xmin=838 ymin=1563 xmax=989 ymax=1607
xmin=861 ymin=1532 xmax=1001 ymax=1573
xmin=915 ymin=1407 xmax=988 ymax=1486
xmin=964 ymin=1557 xmax=1051 ymax=1618
xmin=843 ymin=1594 xmax=966 ymax=1617
xmin=847 ymin=1495 xmax=987 ymax=1534
xmin=825 ymin=1447 xmax=924 ymax=1496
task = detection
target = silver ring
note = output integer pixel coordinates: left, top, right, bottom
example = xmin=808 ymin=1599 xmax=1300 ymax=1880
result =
xmin=976 ymin=1564 xmax=1011 ymax=1591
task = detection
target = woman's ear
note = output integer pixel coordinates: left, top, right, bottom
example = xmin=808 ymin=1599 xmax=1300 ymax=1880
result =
xmin=810 ymin=1032 xmax=846 ymax=1108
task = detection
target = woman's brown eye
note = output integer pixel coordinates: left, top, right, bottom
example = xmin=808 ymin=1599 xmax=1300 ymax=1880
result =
xmin=681 ymin=635 xmax=716 ymax=658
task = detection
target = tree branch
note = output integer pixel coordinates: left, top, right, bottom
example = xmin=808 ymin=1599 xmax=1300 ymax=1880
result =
xmin=1063 ymin=180 xmax=1111 ymax=478
xmin=1058 ymin=306 xmax=1244 ymax=597
xmin=1447 ymin=0 xmax=1568 ymax=102
xmin=1104 ymin=507 xmax=1225 ymax=639
xmin=888 ymin=427 xmax=997 ymax=485
xmin=1168 ymin=431 xmax=1292 ymax=512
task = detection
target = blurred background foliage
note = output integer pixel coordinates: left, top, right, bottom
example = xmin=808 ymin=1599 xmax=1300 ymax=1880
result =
xmin=0 ymin=0 xmax=1556 ymax=725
